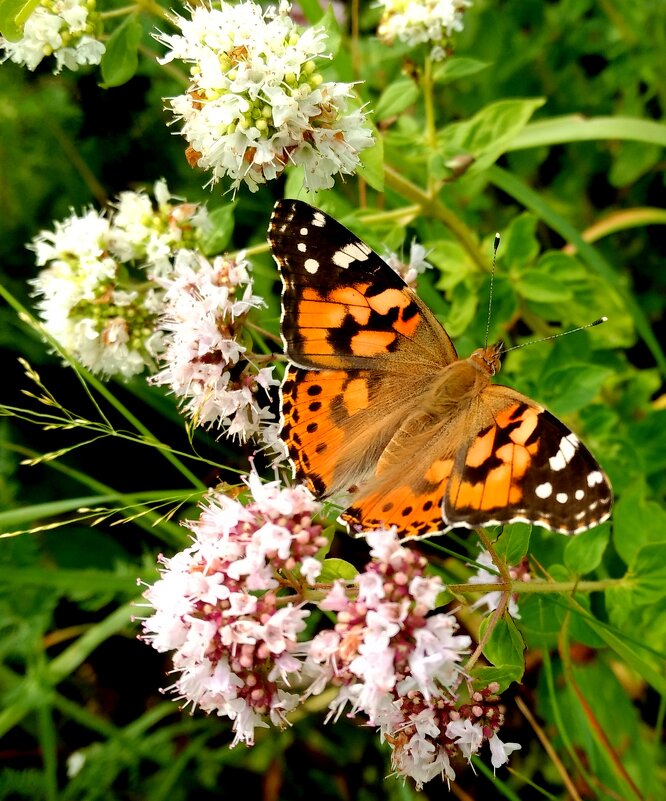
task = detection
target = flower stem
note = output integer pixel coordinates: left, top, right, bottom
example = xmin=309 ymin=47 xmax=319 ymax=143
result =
xmin=464 ymin=529 xmax=511 ymax=671
xmin=383 ymin=164 xmax=487 ymax=271
xmin=421 ymin=55 xmax=438 ymax=198
xmin=447 ymin=577 xmax=625 ymax=595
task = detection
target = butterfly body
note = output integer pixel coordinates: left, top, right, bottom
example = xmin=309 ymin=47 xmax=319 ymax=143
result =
xmin=270 ymin=199 xmax=612 ymax=539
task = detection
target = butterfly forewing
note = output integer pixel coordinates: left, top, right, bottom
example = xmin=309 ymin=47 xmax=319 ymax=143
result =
xmin=270 ymin=200 xmax=456 ymax=372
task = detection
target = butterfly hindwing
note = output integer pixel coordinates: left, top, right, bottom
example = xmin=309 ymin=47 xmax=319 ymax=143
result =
xmin=444 ymin=390 xmax=613 ymax=534
xmin=280 ymin=364 xmax=439 ymax=500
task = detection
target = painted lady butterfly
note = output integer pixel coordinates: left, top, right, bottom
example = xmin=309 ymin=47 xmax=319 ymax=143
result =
xmin=269 ymin=199 xmax=613 ymax=539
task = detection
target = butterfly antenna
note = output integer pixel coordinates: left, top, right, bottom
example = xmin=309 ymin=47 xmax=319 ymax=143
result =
xmin=502 ymin=317 xmax=608 ymax=354
xmin=484 ymin=233 xmax=501 ymax=350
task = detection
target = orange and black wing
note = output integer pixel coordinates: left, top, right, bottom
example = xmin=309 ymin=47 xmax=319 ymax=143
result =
xmin=269 ymin=199 xmax=456 ymax=373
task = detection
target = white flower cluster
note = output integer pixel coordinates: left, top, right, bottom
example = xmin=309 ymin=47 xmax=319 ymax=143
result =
xmin=141 ymin=512 xmax=521 ymax=787
xmin=157 ymin=1 xmax=373 ymax=193
xmin=30 ymin=180 xmax=212 ymax=379
xmin=377 ymin=0 xmax=471 ymax=59
xmin=149 ymin=250 xmax=278 ymax=440
xmin=0 ymin=0 xmax=105 ymax=73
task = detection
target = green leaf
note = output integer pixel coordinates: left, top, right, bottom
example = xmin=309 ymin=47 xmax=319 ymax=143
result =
xmin=509 ymin=114 xmax=666 ymax=151
xmin=564 ymin=523 xmax=610 ymax=575
xmin=432 ymin=57 xmax=489 ymax=85
xmin=496 ymin=522 xmax=531 ymax=564
xmin=625 ymin=544 xmax=666 ymax=607
xmin=472 ymin=664 xmax=524 ymax=692
xmin=440 ymin=280 xmax=477 ymax=338
xmin=609 ymin=140 xmax=662 ymax=187
xmin=539 ymin=364 xmax=613 ymax=415
xmin=202 ymin=205 xmax=235 ymax=255
xmin=438 ymin=98 xmax=545 ymax=176
xmin=515 ymin=269 xmax=573 ymax=303
xmin=374 ymin=79 xmax=419 ymax=121
xmin=297 ymin=0 xmax=325 ymax=24
xmin=0 ymin=0 xmax=39 ymax=39
xmin=357 ymin=126 xmax=384 ymax=192
xmin=612 ymin=478 xmax=666 ymax=566
xmin=487 ymin=164 xmax=666 ymax=377
xmin=482 ymin=614 xmax=525 ymax=677
xmin=317 ymin=3 xmax=341 ymax=57
xmin=518 ymin=596 xmax=562 ymax=649
xmin=500 ymin=213 xmax=539 ymax=266
xmin=318 ymin=558 xmax=358 ymax=582
xmin=630 ymin=409 xmax=666 ymax=476
xmin=100 ymin=15 xmax=142 ymax=88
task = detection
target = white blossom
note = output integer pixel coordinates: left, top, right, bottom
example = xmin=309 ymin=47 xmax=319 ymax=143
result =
xmin=156 ymin=1 xmax=373 ymax=193
xmin=0 ymin=0 xmax=105 ymax=73
xmin=377 ymin=0 xmax=471 ymax=59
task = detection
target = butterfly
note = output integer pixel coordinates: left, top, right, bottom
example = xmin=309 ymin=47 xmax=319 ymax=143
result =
xmin=269 ymin=199 xmax=613 ymax=539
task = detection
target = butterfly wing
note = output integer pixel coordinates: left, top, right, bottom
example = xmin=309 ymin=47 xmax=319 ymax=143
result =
xmin=444 ymin=386 xmax=613 ymax=534
xmin=280 ymin=364 xmax=435 ymax=498
xmin=270 ymin=199 xmax=457 ymax=372
xmin=272 ymin=199 xmax=457 ymax=500
xmin=342 ymin=385 xmax=612 ymax=539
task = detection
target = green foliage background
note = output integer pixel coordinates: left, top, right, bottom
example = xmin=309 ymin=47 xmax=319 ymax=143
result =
xmin=0 ymin=0 xmax=665 ymax=799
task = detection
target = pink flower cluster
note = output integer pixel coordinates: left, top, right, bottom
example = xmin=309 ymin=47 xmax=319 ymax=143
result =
xmin=140 ymin=478 xmax=520 ymax=786
xmin=140 ymin=473 xmax=326 ymax=746
xmin=305 ymin=531 xmax=520 ymax=787
xmin=149 ymin=250 xmax=279 ymax=442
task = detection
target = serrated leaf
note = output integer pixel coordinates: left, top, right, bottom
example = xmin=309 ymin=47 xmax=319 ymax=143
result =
xmin=564 ymin=523 xmax=610 ymax=575
xmin=201 ymin=205 xmax=235 ymax=255
xmin=482 ymin=614 xmax=525 ymax=677
xmin=374 ymin=79 xmax=419 ymax=121
xmin=318 ymin=558 xmax=358 ymax=582
xmin=540 ymin=364 xmax=613 ymax=414
xmin=433 ymin=57 xmax=489 ymax=85
xmin=518 ymin=596 xmax=562 ymax=649
xmin=100 ymin=15 xmax=142 ymax=88
xmin=626 ymin=544 xmax=666 ymax=607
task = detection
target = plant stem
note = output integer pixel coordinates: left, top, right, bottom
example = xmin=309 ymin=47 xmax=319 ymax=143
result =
xmin=383 ymin=164 xmax=487 ymax=270
xmin=422 ymin=55 xmax=438 ymax=198
xmin=447 ymin=577 xmax=624 ymax=595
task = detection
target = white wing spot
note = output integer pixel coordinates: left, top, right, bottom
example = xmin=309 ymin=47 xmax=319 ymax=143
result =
xmin=574 ymin=510 xmax=587 ymax=520
xmin=332 ymin=242 xmax=372 ymax=269
xmin=304 ymin=258 xmax=319 ymax=274
xmin=587 ymin=470 xmax=603 ymax=487
xmin=556 ymin=492 xmax=568 ymax=504
xmin=312 ymin=212 xmax=326 ymax=228
xmin=535 ymin=482 xmax=552 ymax=499
xmin=575 ymin=489 xmax=585 ymax=501
xmin=549 ymin=434 xmax=578 ymax=471
xmin=300 ymin=227 xmax=308 ymax=235
xmin=297 ymin=242 xmax=307 ymax=252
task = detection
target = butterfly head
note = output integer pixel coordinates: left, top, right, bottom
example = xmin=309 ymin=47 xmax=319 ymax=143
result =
xmin=469 ymin=341 xmax=503 ymax=377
